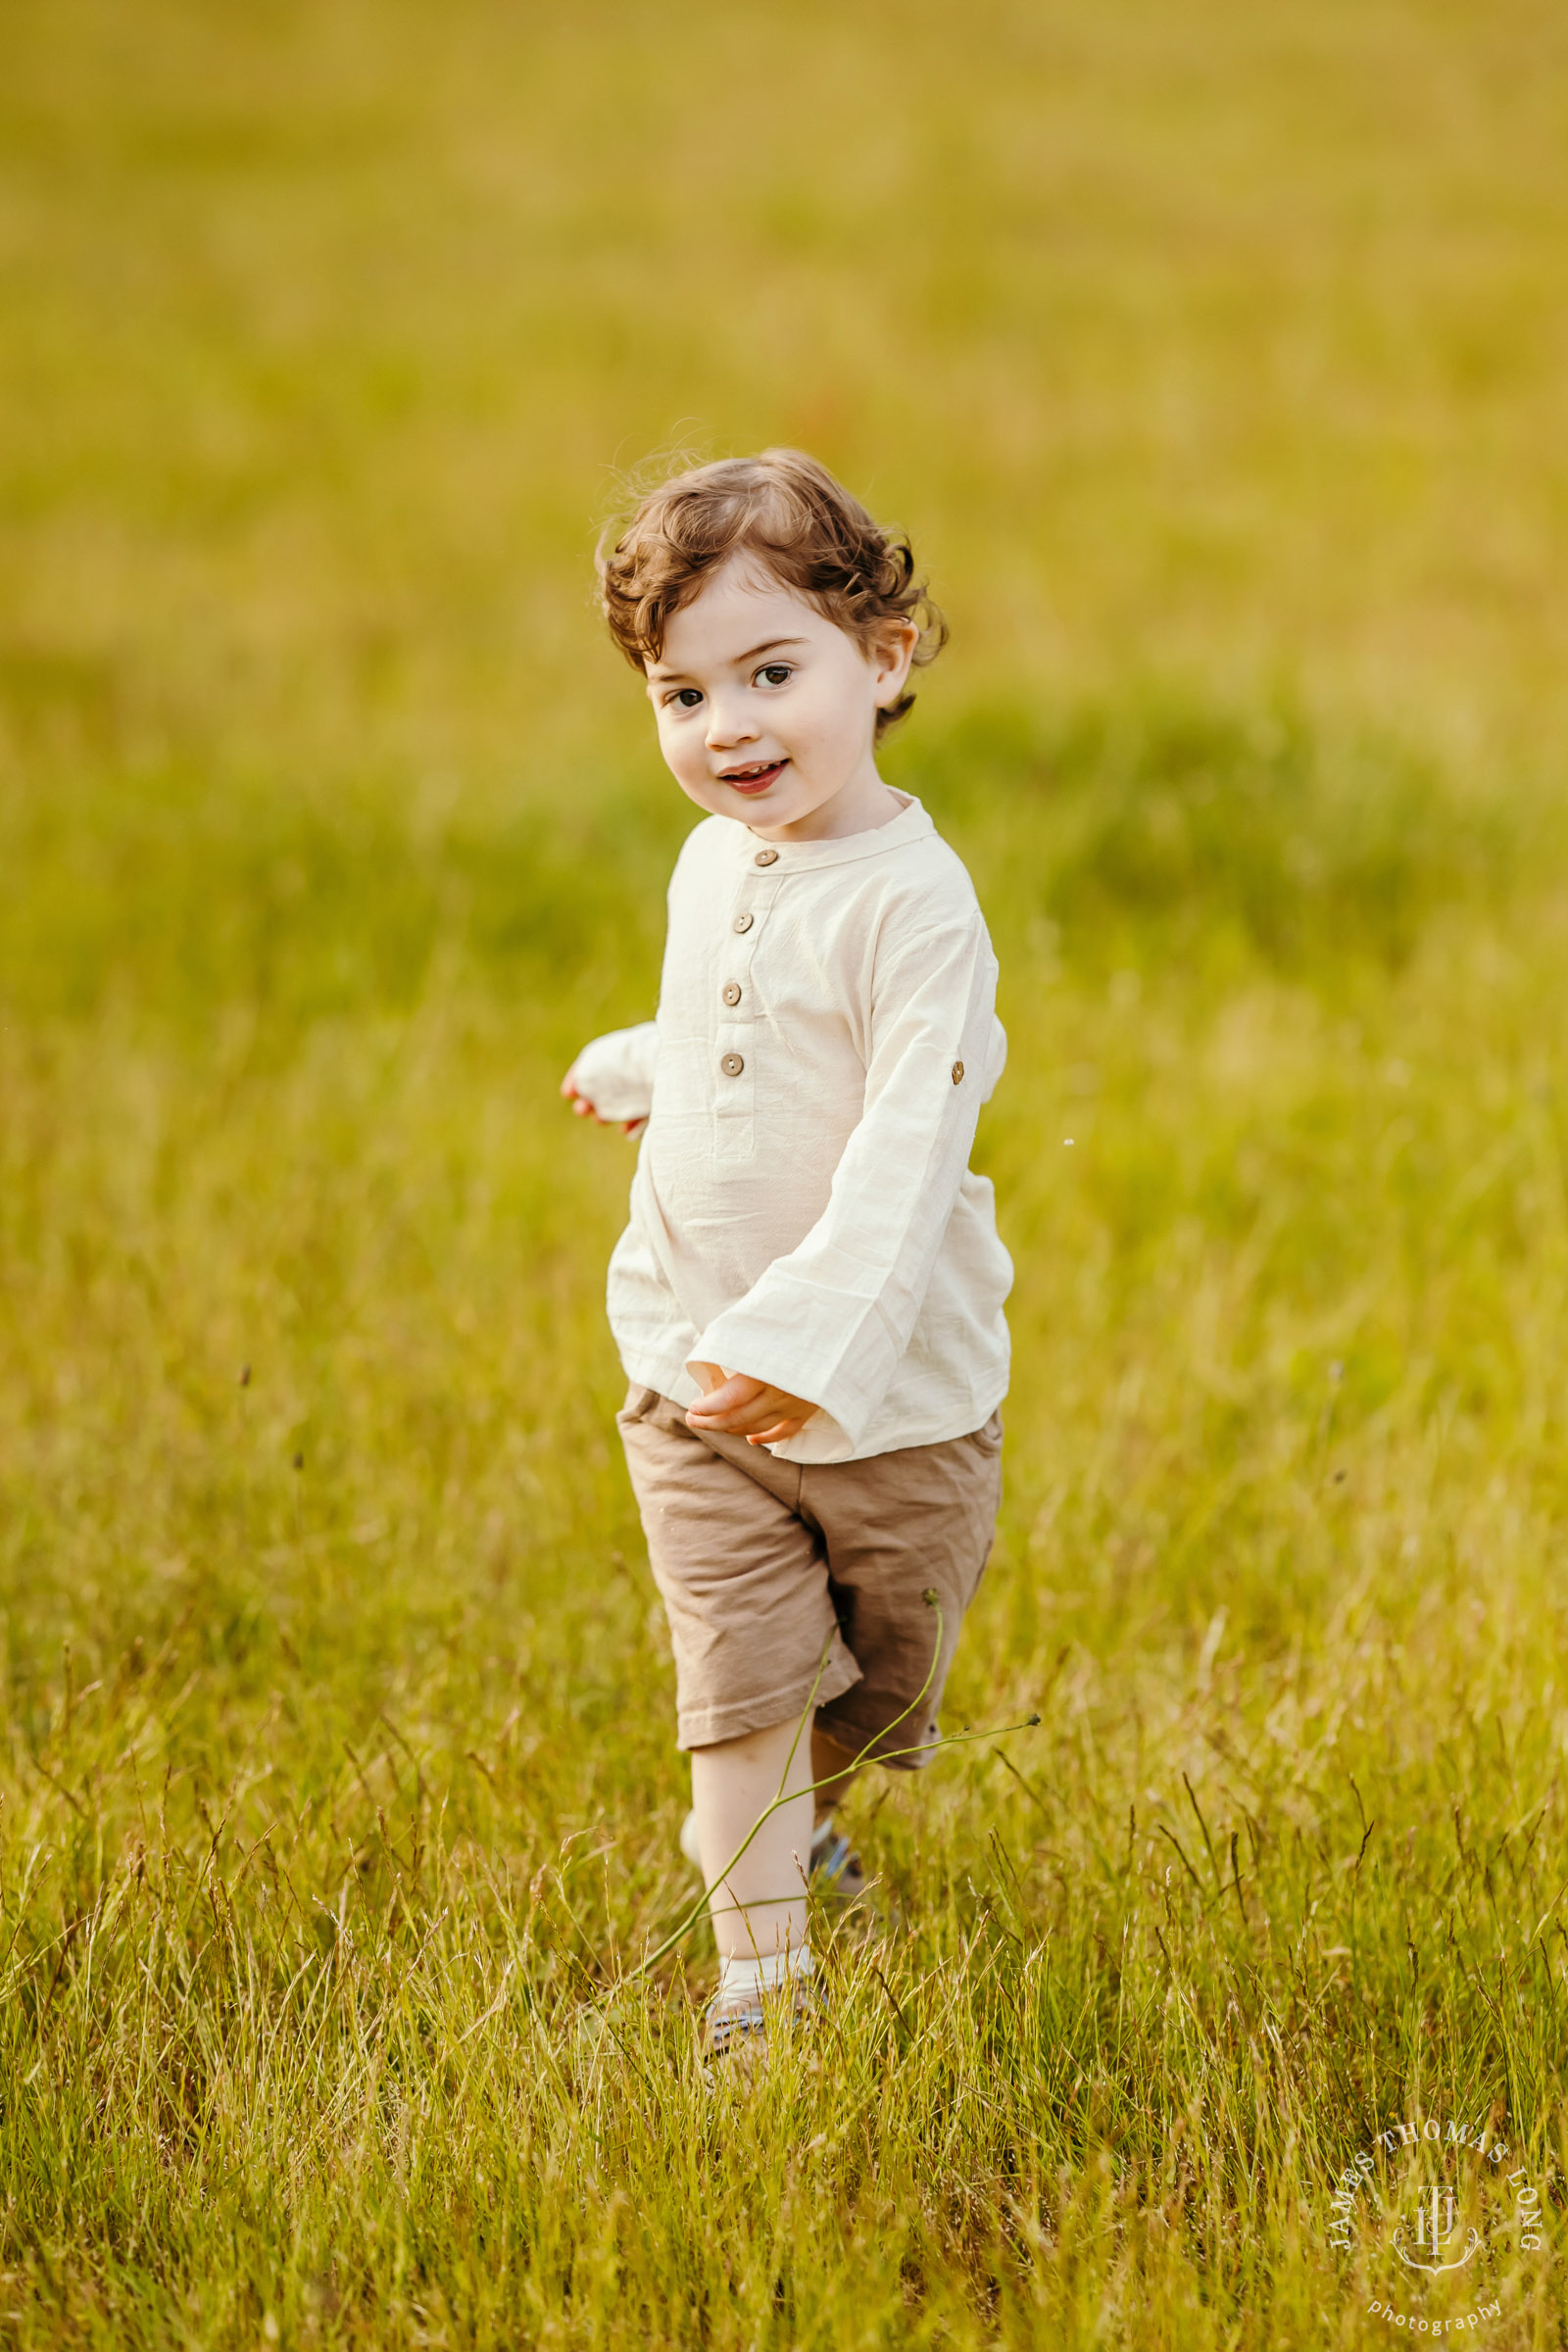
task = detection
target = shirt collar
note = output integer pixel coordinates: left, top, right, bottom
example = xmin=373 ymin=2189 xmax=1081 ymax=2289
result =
xmin=733 ymin=792 xmax=935 ymax=872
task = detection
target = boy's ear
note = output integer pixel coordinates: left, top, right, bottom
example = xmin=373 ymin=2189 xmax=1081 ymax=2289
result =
xmin=871 ymin=617 xmax=921 ymax=706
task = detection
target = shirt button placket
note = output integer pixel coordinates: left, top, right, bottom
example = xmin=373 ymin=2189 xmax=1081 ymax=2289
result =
xmin=718 ymin=924 xmax=756 ymax=1093
xmin=716 ymin=858 xmax=776 ymax=1152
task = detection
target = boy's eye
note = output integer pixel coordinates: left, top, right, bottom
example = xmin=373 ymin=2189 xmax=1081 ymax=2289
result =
xmin=667 ymin=688 xmax=703 ymax=710
xmin=756 ymin=663 xmax=793 ymax=687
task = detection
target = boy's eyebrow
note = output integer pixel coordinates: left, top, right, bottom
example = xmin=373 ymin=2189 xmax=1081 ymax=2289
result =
xmin=731 ymin=636 xmax=808 ymax=663
xmin=648 ymin=635 xmax=808 ymax=682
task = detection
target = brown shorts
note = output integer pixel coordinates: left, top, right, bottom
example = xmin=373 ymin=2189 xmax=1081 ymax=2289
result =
xmin=616 ymin=1386 xmax=1003 ymax=1762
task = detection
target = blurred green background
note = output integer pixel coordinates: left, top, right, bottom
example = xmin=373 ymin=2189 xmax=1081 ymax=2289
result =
xmin=6 ymin=0 xmax=1567 ymax=1012
xmin=7 ymin=0 xmax=1568 ymax=794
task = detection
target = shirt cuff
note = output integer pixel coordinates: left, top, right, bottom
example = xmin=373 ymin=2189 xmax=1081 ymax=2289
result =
xmin=691 ymin=1282 xmax=893 ymax=1461
xmin=568 ymin=1022 xmax=657 ymax=1123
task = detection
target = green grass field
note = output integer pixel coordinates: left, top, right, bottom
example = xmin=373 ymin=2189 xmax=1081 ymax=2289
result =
xmin=3 ymin=1 xmax=1567 ymax=2343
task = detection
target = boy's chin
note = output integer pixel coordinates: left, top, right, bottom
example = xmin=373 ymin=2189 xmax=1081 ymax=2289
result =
xmin=702 ymin=782 xmax=807 ymax=823
xmin=681 ymin=779 xmax=786 ymax=818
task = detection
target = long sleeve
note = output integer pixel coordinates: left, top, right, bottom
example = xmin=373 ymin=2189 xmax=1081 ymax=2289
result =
xmin=567 ymin=1021 xmax=659 ymax=1124
xmin=691 ymin=909 xmax=1000 ymax=1458
xmin=983 ymin=1012 xmax=1007 ymax=1100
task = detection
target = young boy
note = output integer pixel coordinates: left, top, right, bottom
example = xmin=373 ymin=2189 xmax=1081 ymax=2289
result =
xmin=563 ymin=450 xmax=1011 ymax=2058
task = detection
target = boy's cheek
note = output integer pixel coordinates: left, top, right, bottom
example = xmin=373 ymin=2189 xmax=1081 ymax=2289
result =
xmin=649 ymin=710 xmax=680 ymax=762
xmin=657 ymin=731 xmax=709 ymax=795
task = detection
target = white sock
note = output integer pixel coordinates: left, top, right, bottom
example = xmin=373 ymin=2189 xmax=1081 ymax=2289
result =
xmin=717 ymin=1944 xmax=813 ymax=2003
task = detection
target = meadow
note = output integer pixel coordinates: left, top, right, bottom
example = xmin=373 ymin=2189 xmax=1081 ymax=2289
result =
xmin=3 ymin=0 xmax=1568 ymax=2343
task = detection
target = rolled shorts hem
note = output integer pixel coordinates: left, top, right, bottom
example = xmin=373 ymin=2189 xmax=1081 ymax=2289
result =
xmin=675 ymin=1647 xmax=862 ymax=1752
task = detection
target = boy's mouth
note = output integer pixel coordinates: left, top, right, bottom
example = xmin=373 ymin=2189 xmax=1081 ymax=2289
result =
xmin=718 ymin=760 xmax=787 ymax=796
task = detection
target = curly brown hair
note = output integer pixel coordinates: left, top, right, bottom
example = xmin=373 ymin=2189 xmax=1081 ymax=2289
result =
xmin=596 ymin=449 xmax=947 ymax=740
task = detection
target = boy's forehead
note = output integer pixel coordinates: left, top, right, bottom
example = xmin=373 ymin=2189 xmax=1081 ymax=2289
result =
xmin=651 ymin=561 xmax=822 ymax=673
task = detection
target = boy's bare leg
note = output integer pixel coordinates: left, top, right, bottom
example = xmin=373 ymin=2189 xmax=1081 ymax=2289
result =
xmin=690 ymin=1717 xmax=813 ymax=1963
xmin=809 ymin=1725 xmax=863 ymax=1825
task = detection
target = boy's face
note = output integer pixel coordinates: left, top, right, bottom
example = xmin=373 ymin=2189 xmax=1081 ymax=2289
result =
xmin=645 ymin=556 xmax=916 ymax=840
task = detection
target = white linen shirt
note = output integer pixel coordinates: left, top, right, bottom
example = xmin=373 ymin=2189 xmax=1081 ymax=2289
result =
xmin=570 ymin=794 xmax=1012 ymax=1464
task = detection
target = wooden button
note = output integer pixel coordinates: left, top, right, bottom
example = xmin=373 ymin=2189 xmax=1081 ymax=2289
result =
xmin=722 ymin=982 xmax=742 ymax=1006
xmin=732 ymin=911 xmax=755 ymax=933
xmin=952 ymin=1060 xmax=965 ymax=1084
xmin=754 ymin=847 xmax=779 ymax=866
xmin=721 ymin=1053 xmax=745 ymax=1077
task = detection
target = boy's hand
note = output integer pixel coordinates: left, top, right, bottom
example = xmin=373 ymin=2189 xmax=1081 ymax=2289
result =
xmin=559 ymin=1068 xmax=647 ymax=1137
xmin=685 ymin=1362 xmax=819 ymax=1446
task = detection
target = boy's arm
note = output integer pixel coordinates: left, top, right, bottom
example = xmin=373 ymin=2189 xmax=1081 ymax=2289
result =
xmin=561 ymin=1020 xmax=658 ymax=1133
xmin=689 ymin=909 xmax=1001 ymax=1457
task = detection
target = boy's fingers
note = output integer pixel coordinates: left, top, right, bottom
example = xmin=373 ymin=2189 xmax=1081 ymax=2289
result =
xmin=687 ymin=1404 xmax=763 ymax=1433
xmin=702 ymin=1395 xmax=796 ymax=1437
xmin=687 ymin=1373 xmax=762 ymax=1421
xmin=688 ymin=1403 xmax=771 ymax=1435
xmin=687 ymin=1375 xmax=815 ymax=1441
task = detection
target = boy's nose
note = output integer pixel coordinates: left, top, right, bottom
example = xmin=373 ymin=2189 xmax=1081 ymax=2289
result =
xmin=705 ymin=698 xmax=758 ymax=750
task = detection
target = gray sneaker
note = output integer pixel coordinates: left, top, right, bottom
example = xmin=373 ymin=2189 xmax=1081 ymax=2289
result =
xmin=702 ymin=1975 xmax=826 ymax=2073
